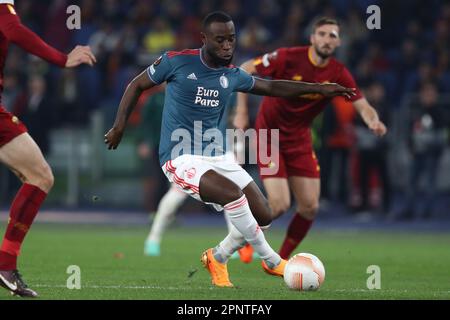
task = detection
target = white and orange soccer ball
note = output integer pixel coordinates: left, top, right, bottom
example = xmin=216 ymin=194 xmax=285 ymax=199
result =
xmin=283 ymin=253 xmax=325 ymax=291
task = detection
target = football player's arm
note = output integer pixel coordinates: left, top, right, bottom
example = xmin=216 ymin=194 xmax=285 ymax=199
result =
xmin=233 ymin=59 xmax=257 ymax=129
xmin=249 ymin=78 xmax=356 ymax=99
xmin=338 ymin=67 xmax=387 ymax=137
xmin=353 ymin=98 xmax=387 ymax=137
xmin=0 ymin=7 xmax=95 ymax=67
xmin=104 ymin=71 xmax=157 ymax=150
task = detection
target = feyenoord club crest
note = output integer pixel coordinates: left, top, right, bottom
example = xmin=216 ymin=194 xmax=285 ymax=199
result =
xmin=219 ymin=75 xmax=229 ymax=89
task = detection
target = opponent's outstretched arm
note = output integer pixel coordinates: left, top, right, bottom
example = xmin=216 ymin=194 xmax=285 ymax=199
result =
xmin=104 ymin=71 xmax=157 ymax=149
xmin=249 ymin=77 xmax=356 ymax=99
xmin=234 ymin=59 xmax=355 ymax=129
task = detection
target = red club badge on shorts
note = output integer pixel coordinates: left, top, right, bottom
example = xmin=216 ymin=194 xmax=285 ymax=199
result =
xmin=186 ymin=168 xmax=196 ymax=179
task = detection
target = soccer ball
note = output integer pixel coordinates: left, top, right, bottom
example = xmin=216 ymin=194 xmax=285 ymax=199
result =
xmin=284 ymin=253 xmax=325 ymax=291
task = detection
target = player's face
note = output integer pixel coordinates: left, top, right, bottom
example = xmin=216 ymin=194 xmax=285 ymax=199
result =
xmin=203 ymin=21 xmax=236 ymax=66
xmin=310 ymin=24 xmax=341 ymax=59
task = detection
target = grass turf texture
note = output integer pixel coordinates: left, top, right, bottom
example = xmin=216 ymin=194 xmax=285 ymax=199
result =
xmin=1 ymin=223 xmax=449 ymax=300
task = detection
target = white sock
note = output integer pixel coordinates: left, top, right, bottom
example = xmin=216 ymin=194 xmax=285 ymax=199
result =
xmin=224 ymin=212 xmax=271 ymax=241
xmin=147 ymin=186 xmax=187 ymax=243
xmin=214 ymin=195 xmax=281 ymax=268
xmin=224 ymin=210 xmax=237 ymax=234
xmin=214 ymin=213 xmax=246 ymax=262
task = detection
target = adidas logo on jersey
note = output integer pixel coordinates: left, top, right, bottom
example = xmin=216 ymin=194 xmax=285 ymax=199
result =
xmin=187 ymin=73 xmax=198 ymax=80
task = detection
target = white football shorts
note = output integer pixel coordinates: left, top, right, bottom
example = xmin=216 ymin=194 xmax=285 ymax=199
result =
xmin=161 ymin=153 xmax=253 ymax=211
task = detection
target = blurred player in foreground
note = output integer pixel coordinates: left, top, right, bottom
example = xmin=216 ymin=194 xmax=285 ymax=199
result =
xmin=105 ymin=11 xmax=354 ymax=287
xmin=233 ymin=17 xmax=387 ymax=260
xmin=0 ymin=1 xmax=96 ymax=297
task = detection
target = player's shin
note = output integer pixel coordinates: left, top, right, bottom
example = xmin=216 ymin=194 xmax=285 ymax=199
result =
xmin=147 ymin=187 xmax=186 ymax=244
xmin=223 ymin=195 xmax=281 ymax=268
xmin=213 ymin=215 xmax=246 ymax=263
xmin=279 ymin=213 xmax=314 ymax=259
xmin=0 ymin=184 xmax=47 ymax=270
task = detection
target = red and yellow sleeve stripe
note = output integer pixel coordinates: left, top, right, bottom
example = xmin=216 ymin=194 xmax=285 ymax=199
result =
xmin=253 ymin=57 xmax=263 ymax=67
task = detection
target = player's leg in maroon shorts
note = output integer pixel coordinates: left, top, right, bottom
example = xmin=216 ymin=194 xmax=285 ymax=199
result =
xmin=259 ymin=158 xmax=291 ymax=220
xmin=0 ymin=108 xmax=54 ymax=297
xmin=278 ymin=150 xmax=321 ymax=259
xmin=256 ymin=125 xmax=291 ymax=220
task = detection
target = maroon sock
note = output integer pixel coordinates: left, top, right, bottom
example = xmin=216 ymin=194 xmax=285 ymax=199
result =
xmin=0 ymin=184 xmax=47 ymax=270
xmin=279 ymin=213 xmax=314 ymax=259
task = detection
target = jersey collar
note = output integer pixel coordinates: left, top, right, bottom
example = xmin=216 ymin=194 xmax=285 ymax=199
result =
xmin=308 ymin=46 xmax=330 ymax=68
xmin=199 ymin=48 xmax=230 ymax=70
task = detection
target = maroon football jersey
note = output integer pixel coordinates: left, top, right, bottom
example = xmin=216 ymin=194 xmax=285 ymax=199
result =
xmin=254 ymin=46 xmax=362 ymax=152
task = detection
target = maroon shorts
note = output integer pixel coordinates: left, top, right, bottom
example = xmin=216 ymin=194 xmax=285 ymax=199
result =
xmin=0 ymin=106 xmax=27 ymax=148
xmin=258 ymin=143 xmax=320 ymax=180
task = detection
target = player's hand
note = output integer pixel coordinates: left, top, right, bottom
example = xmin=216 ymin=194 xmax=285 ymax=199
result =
xmin=319 ymin=83 xmax=356 ymax=99
xmin=233 ymin=110 xmax=249 ymax=130
xmin=66 ymin=45 xmax=97 ymax=68
xmin=368 ymin=120 xmax=387 ymax=137
xmin=104 ymin=127 xmax=124 ymax=150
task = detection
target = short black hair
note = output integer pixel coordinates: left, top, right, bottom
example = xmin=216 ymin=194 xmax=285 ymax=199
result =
xmin=202 ymin=11 xmax=233 ymax=31
xmin=312 ymin=17 xmax=340 ymax=32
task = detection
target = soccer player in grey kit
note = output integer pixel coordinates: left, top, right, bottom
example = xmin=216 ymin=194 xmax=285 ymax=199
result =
xmin=105 ymin=11 xmax=354 ymax=287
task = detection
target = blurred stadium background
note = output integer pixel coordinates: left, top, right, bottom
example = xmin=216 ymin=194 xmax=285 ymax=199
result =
xmin=1 ymin=0 xmax=449 ymax=224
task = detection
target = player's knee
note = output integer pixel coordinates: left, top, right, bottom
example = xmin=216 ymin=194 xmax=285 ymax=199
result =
xmin=223 ymin=186 xmax=244 ymax=206
xmin=298 ymin=201 xmax=319 ymax=220
xmin=30 ymin=162 xmax=54 ymax=192
xmin=258 ymin=199 xmax=273 ymax=226
xmin=269 ymin=198 xmax=290 ymax=219
xmin=258 ymin=215 xmax=272 ymax=228
xmin=39 ymin=164 xmax=54 ymax=192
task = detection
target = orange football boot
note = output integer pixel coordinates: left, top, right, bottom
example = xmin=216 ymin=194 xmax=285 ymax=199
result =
xmin=238 ymin=243 xmax=254 ymax=264
xmin=201 ymin=248 xmax=233 ymax=287
xmin=261 ymin=259 xmax=287 ymax=277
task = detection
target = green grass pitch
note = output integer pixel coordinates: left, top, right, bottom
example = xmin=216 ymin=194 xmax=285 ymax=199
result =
xmin=1 ymin=223 xmax=449 ymax=300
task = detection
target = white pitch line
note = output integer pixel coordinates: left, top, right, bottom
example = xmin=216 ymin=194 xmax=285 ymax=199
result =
xmin=33 ymin=284 xmax=212 ymax=290
xmin=31 ymin=285 xmax=450 ymax=294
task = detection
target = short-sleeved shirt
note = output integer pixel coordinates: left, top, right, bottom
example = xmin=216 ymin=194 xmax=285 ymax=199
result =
xmin=254 ymin=46 xmax=363 ymax=152
xmin=146 ymin=48 xmax=255 ymax=165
